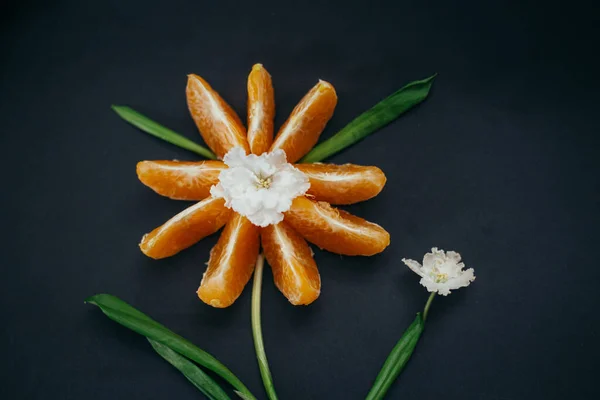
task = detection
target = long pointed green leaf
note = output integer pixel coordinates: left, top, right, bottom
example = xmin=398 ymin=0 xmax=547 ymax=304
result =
xmin=234 ymin=391 xmax=255 ymax=400
xmin=87 ymin=292 xmax=159 ymax=324
xmin=86 ymin=294 xmax=256 ymax=400
xmin=251 ymin=255 xmax=278 ymax=400
xmin=365 ymin=313 xmax=425 ymax=400
xmin=149 ymin=339 xmax=231 ymax=400
xmin=301 ymin=74 xmax=436 ymax=163
xmin=112 ymin=105 xmax=217 ymax=159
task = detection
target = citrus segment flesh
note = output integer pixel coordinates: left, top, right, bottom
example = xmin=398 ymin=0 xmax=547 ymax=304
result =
xmin=137 ymin=160 xmax=226 ymax=200
xmin=247 ymin=64 xmax=275 ymax=155
xmin=261 ymin=222 xmax=321 ymax=305
xmin=198 ymin=213 xmax=260 ymax=308
xmin=294 ymin=163 xmax=386 ymax=205
xmin=186 ymin=74 xmax=250 ymax=158
xmin=140 ymin=197 xmax=232 ymax=259
xmin=270 ymin=80 xmax=337 ymax=163
xmin=284 ymin=196 xmax=390 ymax=256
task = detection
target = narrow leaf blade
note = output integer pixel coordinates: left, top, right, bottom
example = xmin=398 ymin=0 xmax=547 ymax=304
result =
xmin=234 ymin=391 xmax=255 ymax=400
xmin=86 ymin=293 xmax=157 ymax=324
xmin=112 ymin=105 xmax=217 ymax=159
xmin=86 ymin=294 xmax=255 ymax=400
xmin=149 ymin=338 xmax=231 ymax=400
xmin=365 ymin=313 xmax=425 ymax=400
xmin=301 ymin=74 xmax=436 ymax=163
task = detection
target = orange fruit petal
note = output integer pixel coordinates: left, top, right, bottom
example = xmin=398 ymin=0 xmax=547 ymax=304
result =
xmin=294 ymin=163 xmax=386 ymax=205
xmin=198 ymin=213 xmax=260 ymax=308
xmin=186 ymin=74 xmax=250 ymax=158
xmin=140 ymin=197 xmax=232 ymax=259
xmin=262 ymin=222 xmax=321 ymax=305
xmin=270 ymin=80 xmax=337 ymax=163
xmin=137 ymin=160 xmax=226 ymax=200
xmin=284 ymin=196 xmax=390 ymax=256
xmin=247 ymin=64 xmax=275 ymax=155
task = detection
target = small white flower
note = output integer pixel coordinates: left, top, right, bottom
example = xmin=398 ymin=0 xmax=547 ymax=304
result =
xmin=210 ymin=147 xmax=310 ymax=227
xmin=402 ymin=247 xmax=475 ymax=295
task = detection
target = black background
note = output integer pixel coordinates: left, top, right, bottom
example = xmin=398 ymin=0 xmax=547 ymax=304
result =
xmin=2 ymin=0 xmax=599 ymax=399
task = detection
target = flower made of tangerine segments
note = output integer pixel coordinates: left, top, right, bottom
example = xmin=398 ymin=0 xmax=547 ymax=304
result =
xmin=136 ymin=64 xmax=390 ymax=308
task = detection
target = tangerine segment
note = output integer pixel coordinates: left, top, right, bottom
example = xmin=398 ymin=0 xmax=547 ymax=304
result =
xmin=284 ymin=196 xmax=390 ymax=256
xmin=294 ymin=163 xmax=387 ymax=205
xmin=262 ymin=222 xmax=321 ymax=305
xmin=137 ymin=160 xmax=226 ymax=200
xmin=270 ymin=80 xmax=337 ymax=163
xmin=186 ymin=74 xmax=250 ymax=158
xmin=247 ymin=64 xmax=275 ymax=155
xmin=198 ymin=213 xmax=260 ymax=308
xmin=140 ymin=197 xmax=232 ymax=259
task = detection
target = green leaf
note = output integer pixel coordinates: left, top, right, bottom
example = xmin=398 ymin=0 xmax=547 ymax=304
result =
xmin=251 ymin=255 xmax=278 ymax=400
xmin=301 ymin=74 xmax=436 ymax=163
xmin=112 ymin=105 xmax=217 ymax=159
xmin=86 ymin=294 xmax=256 ymax=400
xmin=365 ymin=313 xmax=425 ymax=400
xmin=149 ymin=338 xmax=231 ymax=400
xmin=234 ymin=391 xmax=255 ymax=400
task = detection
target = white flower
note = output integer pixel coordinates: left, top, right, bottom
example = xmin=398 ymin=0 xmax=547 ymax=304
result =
xmin=210 ymin=147 xmax=310 ymax=227
xmin=402 ymin=248 xmax=475 ymax=295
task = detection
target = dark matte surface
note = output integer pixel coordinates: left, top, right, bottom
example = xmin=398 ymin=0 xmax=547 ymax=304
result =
xmin=1 ymin=0 xmax=599 ymax=399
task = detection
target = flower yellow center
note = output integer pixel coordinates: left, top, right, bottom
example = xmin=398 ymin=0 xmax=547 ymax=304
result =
xmin=256 ymin=176 xmax=272 ymax=189
xmin=434 ymin=272 xmax=448 ymax=283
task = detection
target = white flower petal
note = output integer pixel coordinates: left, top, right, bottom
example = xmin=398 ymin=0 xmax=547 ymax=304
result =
xmin=402 ymin=258 xmax=425 ymax=278
xmin=275 ymin=197 xmax=293 ymax=213
xmin=209 ymin=183 xmax=225 ymax=199
xmin=270 ymin=167 xmax=310 ymax=197
xmin=247 ymin=208 xmax=284 ymax=227
xmin=446 ymin=250 xmax=462 ymax=264
xmin=263 ymin=149 xmax=287 ymax=168
xmin=420 ymin=278 xmax=452 ymax=296
xmin=222 ymin=147 xmax=247 ymax=167
xmin=443 ymin=268 xmax=476 ymax=293
xmin=262 ymin=192 xmax=279 ymax=209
